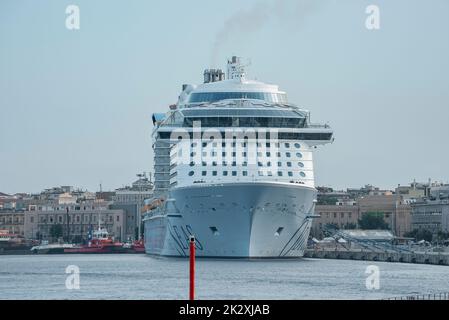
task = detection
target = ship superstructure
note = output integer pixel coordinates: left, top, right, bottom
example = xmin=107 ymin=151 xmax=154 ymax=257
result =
xmin=143 ymin=57 xmax=333 ymax=258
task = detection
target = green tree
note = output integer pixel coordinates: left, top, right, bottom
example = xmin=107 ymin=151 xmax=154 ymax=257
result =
xmin=49 ymin=224 xmax=63 ymax=240
xmin=404 ymin=229 xmax=433 ymax=242
xmin=358 ymin=212 xmax=389 ymax=230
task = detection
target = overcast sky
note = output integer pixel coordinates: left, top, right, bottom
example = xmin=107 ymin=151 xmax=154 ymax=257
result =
xmin=1 ymin=0 xmax=448 ymax=194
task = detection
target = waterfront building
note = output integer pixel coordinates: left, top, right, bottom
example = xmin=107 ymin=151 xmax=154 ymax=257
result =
xmin=111 ymin=174 xmax=153 ymax=240
xmin=0 ymin=211 xmax=25 ymax=236
xmin=312 ymin=193 xmax=412 ymax=238
xmin=23 ymin=201 xmax=125 ymax=242
xmin=311 ymin=204 xmax=359 ymax=238
xmin=410 ymin=186 xmax=449 ymax=236
xmin=358 ymin=194 xmax=412 ymax=237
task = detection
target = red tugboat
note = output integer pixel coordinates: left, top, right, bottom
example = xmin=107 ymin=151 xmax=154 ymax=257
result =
xmin=64 ymin=227 xmax=125 ymax=254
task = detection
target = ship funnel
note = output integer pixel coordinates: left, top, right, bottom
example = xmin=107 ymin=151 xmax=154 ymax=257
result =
xmin=227 ymin=56 xmax=246 ymax=81
xmin=203 ymin=69 xmax=225 ymax=83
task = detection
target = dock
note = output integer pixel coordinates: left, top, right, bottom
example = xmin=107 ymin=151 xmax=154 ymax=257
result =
xmin=304 ymin=248 xmax=449 ymax=266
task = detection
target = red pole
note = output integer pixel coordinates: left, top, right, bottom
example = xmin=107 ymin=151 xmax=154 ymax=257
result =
xmin=189 ymin=235 xmax=195 ymax=300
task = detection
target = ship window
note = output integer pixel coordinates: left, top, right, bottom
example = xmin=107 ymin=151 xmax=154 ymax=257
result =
xmin=266 ymin=152 xmax=271 ymax=157
xmin=190 ymin=162 xmax=195 ymax=166
xmin=277 ymin=171 xmax=283 ymax=176
xmin=287 ymin=162 xmax=292 ymax=167
xmin=258 ymin=171 xmax=264 ymax=176
xmin=267 ymin=171 xmax=273 ymax=176
xmin=191 ymin=143 xmax=197 ymax=147
xmin=276 ymin=152 xmax=281 ymax=157
xmin=294 ymin=143 xmax=301 ymax=149
xmin=189 ymin=171 xmax=194 ymax=176
xmin=286 ymin=152 xmax=291 ymax=157
xmin=243 ymin=152 xmax=247 ymax=157
xmin=222 ymin=152 xmax=226 ymax=157
xmin=285 ymin=143 xmax=290 ymax=148
xmin=202 ymin=152 xmax=207 ymax=157
xmin=232 ymin=161 xmax=236 ymax=166
xmin=300 ymin=172 xmax=306 ymax=177
xmin=232 ymin=152 xmax=236 ymax=156
xmin=212 ymin=151 xmax=217 ymax=156
xmin=202 ymin=142 xmax=207 ymax=147
xmin=222 ymin=161 xmax=227 ymax=166
xmin=223 ymin=171 xmax=228 ymax=176
xmin=190 ymin=152 xmax=196 ymax=157
xmin=202 ymin=171 xmax=207 ymax=176
xmin=288 ymin=172 xmax=293 ymax=177
xmin=275 ymin=143 xmax=280 ymax=148
xmin=257 ymin=152 xmax=262 ymax=157
xmin=266 ymin=143 xmax=271 ymax=148
xmin=202 ymin=161 xmax=207 ymax=166
xmin=258 ymin=162 xmax=263 ymax=167
xmin=296 ymin=152 xmax=303 ymax=158
xmin=242 ymin=162 xmax=248 ymax=167
xmin=212 ymin=171 xmax=217 ymax=176
xmin=277 ymin=162 xmax=282 ymax=167
xmin=243 ymin=171 xmax=248 ymax=176
xmin=222 ymin=142 xmax=226 ymax=147
xmin=267 ymin=162 xmax=272 ymax=167
xmin=232 ymin=171 xmax=237 ymax=176
xmin=298 ymin=162 xmax=304 ymax=167
xmin=212 ymin=161 xmax=217 ymax=166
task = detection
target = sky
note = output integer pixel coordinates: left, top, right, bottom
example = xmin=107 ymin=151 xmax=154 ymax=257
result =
xmin=1 ymin=0 xmax=448 ymax=194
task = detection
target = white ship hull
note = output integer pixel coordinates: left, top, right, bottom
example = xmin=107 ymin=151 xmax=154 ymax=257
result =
xmin=144 ymin=182 xmax=316 ymax=258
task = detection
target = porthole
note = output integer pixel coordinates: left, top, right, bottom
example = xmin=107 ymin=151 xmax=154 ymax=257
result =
xmin=296 ymin=152 xmax=303 ymax=158
xmin=188 ymin=171 xmax=194 ymax=176
xmin=189 ymin=162 xmax=195 ymax=167
xmin=298 ymin=162 xmax=304 ymax=168
xmin=294 ymin=143 xmax=301 ymax=149
xmin=300 ymin=172 xmax=306 ymax=178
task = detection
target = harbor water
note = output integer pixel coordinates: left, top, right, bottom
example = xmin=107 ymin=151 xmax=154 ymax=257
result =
xmin=0 ymin=254 xmax=448 ymax=300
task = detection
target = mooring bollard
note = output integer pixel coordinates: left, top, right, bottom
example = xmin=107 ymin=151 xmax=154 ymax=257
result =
xmin=189 ymin=235 xmax=195 ymax=300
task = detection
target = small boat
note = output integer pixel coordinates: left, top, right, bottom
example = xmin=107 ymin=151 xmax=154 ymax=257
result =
xmin=63 ymin=227 xmax=125 ymax=254
xmin=31 ymin=242 xmax=77 ymax=254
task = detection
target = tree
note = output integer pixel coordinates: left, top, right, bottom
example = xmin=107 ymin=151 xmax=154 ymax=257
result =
xmin=404 ymin=229 xmax=433 ymax=242
xmin=344 ymin=222 xmax=357 ymax=230
xmin=358 ymin=212 xmax=389 ymax=230
xmin=50 ymin=224 xmax=63 ymax=240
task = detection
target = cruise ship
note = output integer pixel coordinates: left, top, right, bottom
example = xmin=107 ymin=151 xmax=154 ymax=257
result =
xmin=143 ymin=57 xmax=333 ymax=258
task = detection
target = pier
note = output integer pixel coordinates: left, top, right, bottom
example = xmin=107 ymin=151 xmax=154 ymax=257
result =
xmin=304 ymin=248 xmax=449 ymax=266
